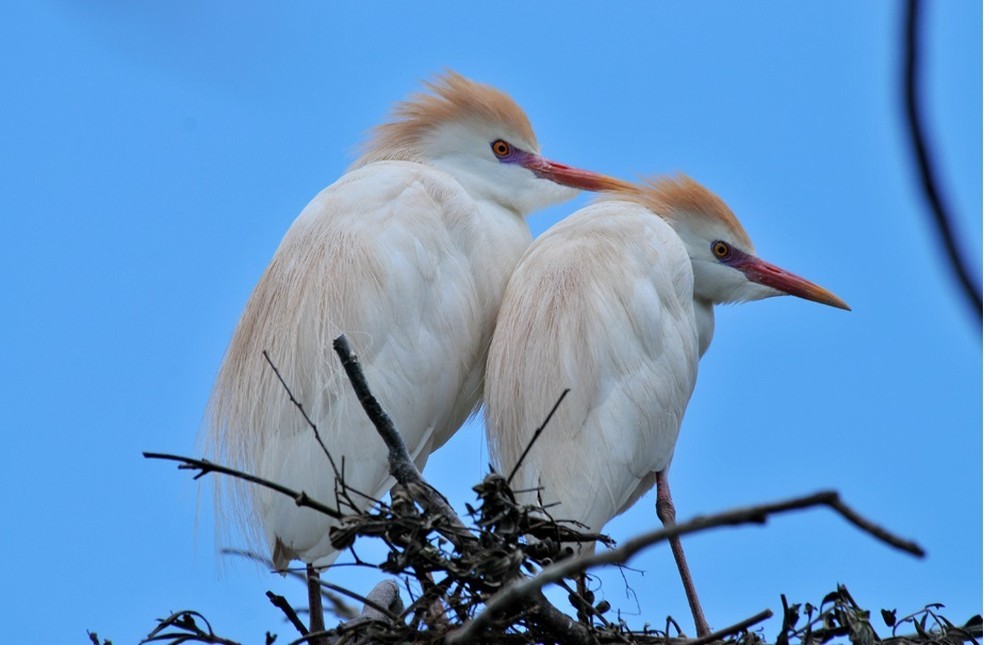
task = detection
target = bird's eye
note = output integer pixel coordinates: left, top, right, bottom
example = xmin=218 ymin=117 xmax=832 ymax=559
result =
xmin=711 ymin=241 xmax=732 ymax=259
xmin=491 ymin=140 xmax=512 ymax=158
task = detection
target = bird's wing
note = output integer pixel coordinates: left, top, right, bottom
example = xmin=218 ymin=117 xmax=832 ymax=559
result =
xmin=486 ymin=201 xmax=701 ymax=534
xmin=205 ymin=161 xmax=498 ymax=565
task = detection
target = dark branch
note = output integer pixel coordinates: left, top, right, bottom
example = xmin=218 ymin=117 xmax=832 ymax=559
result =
xmin=903 ymin=0 xmax=982 ymax=323
xmin=328 ymin=336 xmax=599 ymax=641
xmin=449 ymin=490 xmax=924 ymax=643
xmin=826 ymin=495 xmax=924 ymax=557
xmin=528 ymin=591 xmax=595 ymax=645
xmin=143 ymin=452 xmax=343 ymax=521
xmin=266 ymin=591 xmax=308 ymax=637
xmin=331 ymin=334 xmax=466 ymax=532
xmin=688 ymin=608 xmax=773 ymax=645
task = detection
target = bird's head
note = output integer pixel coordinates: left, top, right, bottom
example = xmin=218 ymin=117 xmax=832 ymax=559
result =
xmin=354 ymin=70 xmax=631 ymax=214
xmin=607 ymin=175 xmax=850 ymax=310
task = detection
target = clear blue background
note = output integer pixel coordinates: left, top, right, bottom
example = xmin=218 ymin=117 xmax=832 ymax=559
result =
xmin=1 ymin=2 xmax=979 ymax=643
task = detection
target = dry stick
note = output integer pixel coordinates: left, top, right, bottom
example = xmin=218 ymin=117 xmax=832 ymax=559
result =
xmin=266 ymin=591 xmax=309 ymax=637
xmin=687 ymin=608 xmax=773 ymax=645
xmin=447 ymin=490 xmax=925 ymax=644
xmin=506 ymin=388 xmax=570 ymax=486
xmin=331 ymin=334 xmax=466 ymax=533
xmin=143 ymin=452 xmax=344 ymax=520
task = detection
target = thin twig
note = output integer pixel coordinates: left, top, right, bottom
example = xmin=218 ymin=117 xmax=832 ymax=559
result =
xmin=262 ymin=350 xmax=346 ymax=490
xmin=448 ymin=490 xmax=924 ymax=644
xmin=143 ymin=452 xmax=343 ymax=521
xmin=555 ymin=577 xmax=621 ymax=634
xmin=140 ymin=610 xmax=240 ymax=645
xmin=331 ymin=334 xmax=466 ymax=532
xmin=903 ymin=0 xmax=982 ymax=323
xmin=506 ymin=389 xmax=570 ymax=486
xmin=826 ymin=496 xmax=925 ymax=557
xmin=266 ymin=591 xmax=308 ymax=637
xmin=262 ymin=352 xmax=379 ymax=518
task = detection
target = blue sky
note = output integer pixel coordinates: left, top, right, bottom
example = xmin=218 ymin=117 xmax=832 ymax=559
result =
xmin=1 ymin=2 xmax=979 ymax=642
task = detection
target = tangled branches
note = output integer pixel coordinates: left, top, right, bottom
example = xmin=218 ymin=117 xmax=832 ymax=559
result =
xmin=137 ymin=335 xmax=974 ymax=644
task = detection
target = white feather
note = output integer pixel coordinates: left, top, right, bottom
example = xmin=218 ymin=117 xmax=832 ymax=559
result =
xmin=208 ymin=160 xmax=532 ymax=567
xmin=204 ymin=71 xmax=643 ymax=569
xmin=486 ymin=200 xmax=700 ymax=537
xmin=486 ymin=174 xmax=846 ymax=552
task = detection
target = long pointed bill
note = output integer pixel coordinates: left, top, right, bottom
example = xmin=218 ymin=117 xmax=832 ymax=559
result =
xmin=520 ymin=154 xmax=636 ymax=193
xmin=736 ymin=255 xmax=851 ymax=311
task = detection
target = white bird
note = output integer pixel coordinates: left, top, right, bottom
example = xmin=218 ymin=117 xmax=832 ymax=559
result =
xmin=203 ymin=71 xmax=630 ymax=582
xmin=485 ymin=175 xmax=849 ymax=636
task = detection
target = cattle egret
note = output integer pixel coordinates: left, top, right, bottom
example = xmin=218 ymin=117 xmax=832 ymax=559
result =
xmin=203 ymin=71 xmax=631 ymax=582
xmin=485 ymin=175 xmax=848 ymax=636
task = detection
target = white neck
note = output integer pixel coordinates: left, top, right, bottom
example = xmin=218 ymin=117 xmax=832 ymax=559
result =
xmin=694 ymin=297 xmax=715 ymax=358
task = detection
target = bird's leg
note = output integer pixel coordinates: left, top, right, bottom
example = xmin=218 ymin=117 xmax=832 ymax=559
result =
xmin=306 ymin=563 xmax=326 ymax=642
xmin=655 ymin=470 xmax=711 ymax=637
xmin=574 ymin=573 xmax=593 ymax=624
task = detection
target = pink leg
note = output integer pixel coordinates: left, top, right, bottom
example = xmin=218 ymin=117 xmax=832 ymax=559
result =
xmin=656 ymin=470 xmax=711 ymax=637
xmin=307 ymin=563 xmax=326 ymax=642
xmin=575 ymin=573 xmax=593 ymax=624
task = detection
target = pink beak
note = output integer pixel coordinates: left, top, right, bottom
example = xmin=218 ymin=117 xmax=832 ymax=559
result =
xmin=520 ymin=155 xmax=636 ymax=193
xmin=738 ymin=255 xmax=850 ymax=310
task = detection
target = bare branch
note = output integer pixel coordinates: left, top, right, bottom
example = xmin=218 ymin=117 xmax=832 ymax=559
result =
xmin=826 ymin=495 xmax=925 ymax=557
xmin=139 ymin=610 xmax=241 ymax=644
xmin=266 ymin=591 xmax=308 ymax=637
xmin=688 ymin=608 xmax=773 ymax=645
xmin=449 ymin=490 xmax=924 ymax=644
xmin=903 ymin=0 xmax=982 ymax=323
xmin=143 ymin=452 xmax=343 ymax=521
xmin=331 ymin=334 xmax=466 ymax=532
